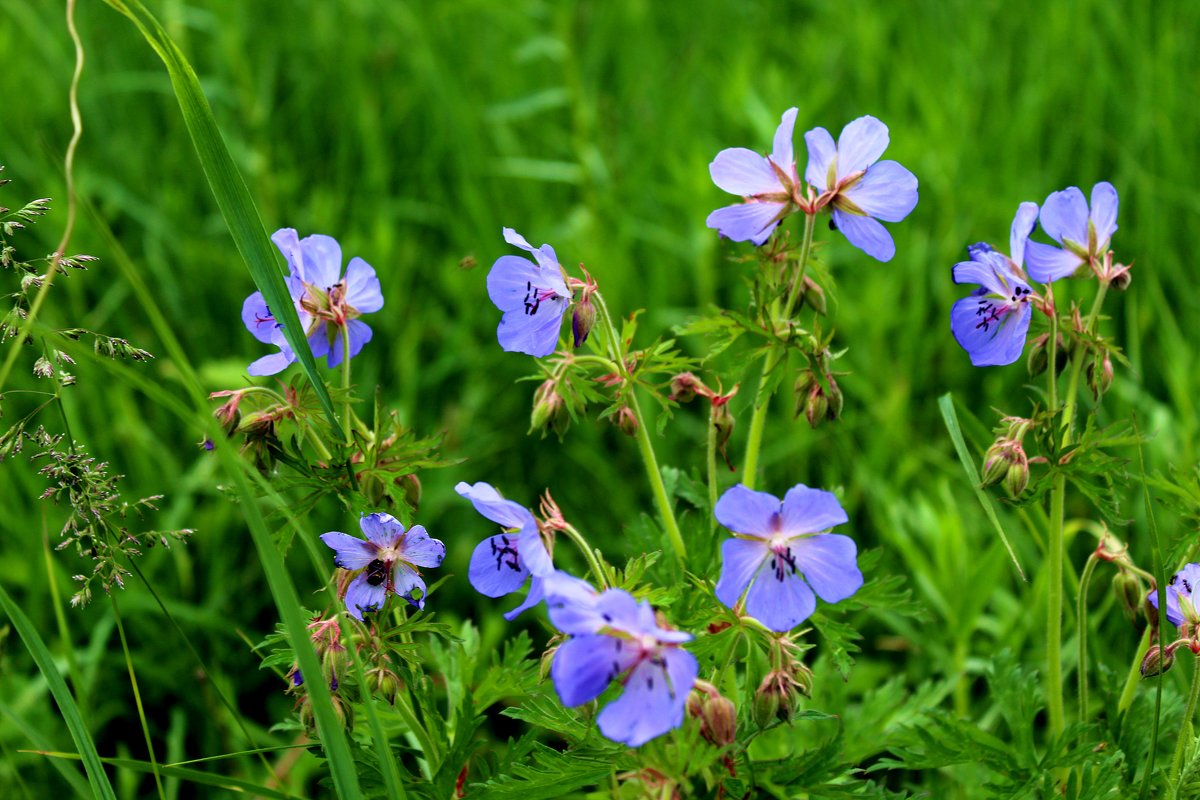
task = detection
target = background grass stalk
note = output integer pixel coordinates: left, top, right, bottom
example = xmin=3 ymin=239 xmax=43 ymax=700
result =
xmin=110 ymin=595 xmax=166 ymax=800
xmin=741 ymin=211 xmax=815 ymax=490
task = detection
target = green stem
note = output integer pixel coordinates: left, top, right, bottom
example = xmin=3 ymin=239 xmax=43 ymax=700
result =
xmin=1118 ymin=627 xmax=1152 ymax=716
xmin=559 ymin=524 xmax=609 ymax=588
xmin=741 ymin=212 xmax=816 ymax=489
xmin=1172 ymin=651 xmax=1200 ymax=783
xmin=393 ymin=687 xmax=440 ymax=777
xmin=706 ymin=404 xmax=719 ymax=534
xmin=1077 ymin=552 xmax=1100 ymax=725
xmin=111 ymin=596 xmax=166 ymax=800
xmin=341 ymin=620 xmax=406 ymax=800
xmin=340 ymin=324 xmax=352 ymax=442
xmin=592 ymin=292 xmax=685 ymax=562
xmin=1060 ymin=282 xmax=1110 ymax=444
xmin=1045 ymin=295 xmax=1065 ymax=740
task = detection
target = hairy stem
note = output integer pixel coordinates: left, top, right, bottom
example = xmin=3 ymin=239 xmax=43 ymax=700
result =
xmin=1172 ymin=651 xmax=1200 ymax=784
xmin=559 ymin=523 xmax=609 ymax=588
xmin=1077 ymin=552 xmax=1100 ymax=725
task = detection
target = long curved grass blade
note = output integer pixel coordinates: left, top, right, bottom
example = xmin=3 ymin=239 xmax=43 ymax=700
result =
xmin=1136 ymin=414 xmax=1166 ymax=799
xmin=30 ymin=752 xmax=293 ymax=800
xmin=938 ymin=393 xmax=1026 ymax=580
xmin=343 ymin=616 xmax=408 ymax=799
xmin=0 ymin=582 xmax=117 ymax=800
xmin=0 ymin=699 xmax=92 ymax=797
xmin=99 ymin=0 xmax=341 ymax=433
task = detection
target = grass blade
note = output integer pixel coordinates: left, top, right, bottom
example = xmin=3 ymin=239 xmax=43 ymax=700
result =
xmin=31 ymin=752 xmax=294 ymax=800
xmin=99 ymin=0 xmax=341 ymax=433
xmin=0 ymin=582 xmax=118 ymax=800
xmin=938 ymin=392 xmax=1026 ymax=581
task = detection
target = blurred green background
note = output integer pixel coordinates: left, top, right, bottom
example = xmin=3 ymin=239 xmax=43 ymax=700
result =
xmin=1 ymin=0 xmax=1198 ymax=795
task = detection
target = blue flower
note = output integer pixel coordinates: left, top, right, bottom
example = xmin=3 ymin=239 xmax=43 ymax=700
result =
xmin=949 ymin=203 xmax=1040 ymax=367
xmin=242 ymin=228 xmax=384 ymax=376
xmin=544 ymin=573 xmax=697 ymax=747
xmin=1148 ymin=563 xmax=1200 ymax=628
xmin=486 ymin=228 xmax=572 ymax=357
xmin=456 ymin=481 xmax=555 ymax=620
xmin=1025 ymin=182 xmax=1118 ymax=283
xmin=320 ymin=513 xmax=445 ymax=620
xmin=803 ymin=116 xmax=919 ymax=262
xmin=706 ymin=107 xmax=800 ymax=245
xmin=714 ymin=483 xmax=862 ymax=632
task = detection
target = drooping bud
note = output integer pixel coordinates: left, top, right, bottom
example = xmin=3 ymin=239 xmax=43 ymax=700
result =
xmin=825 ymin=375 xmax=844 ymax=422
xmin=367 ymin=667 xmax=403 ymax=704
xmin=669 ymin=372 xmax=709 ymax=403
xmin=571 ymin=293 xmax=596 ymax=348
xmin=1109 ymin=264 xmax=1132 ymax=291
xmin=800 ymin=276 xmax=827 ymax=316
xmin=614 ymin=406 xmax=639 ymax=438
xmin=1141 ymin=644 xmax=1176 ymax=678
xmin=212 ymin=391 xmax=245 ymax=437
xmin=803 ymin=383 xmax=829 ymax=429
xmin=711 ymin=389 xmax=737 ymax=470
xmin=1112 ymin=570 xmax=1145 ymax=624
xmin=530 ymin=380 xmax=568 ymax=438
xmin=1026 ymin=333 xmax=1050 ymax=378
xmin=397 ymin=473 xmax=422 ymax=511
xmin=792 ymin=370 xmax=816 ymax=419
xmin=1004 ymin=456 xmax=1030 ymax=498
xmin=752 ymin=670 xmax=799 ymax=728
xmin=751 ymin=680 xmax=781 ymax=729
xmin=980 ymin=443 xmax=1009 ymax=487
xmin=362 ymin=474 xmax=387 ymax=507
xmin=1087 ymin=354 xmax=1114 ymax=400
xmin=687 ymin=686 xmax=737 ymax=747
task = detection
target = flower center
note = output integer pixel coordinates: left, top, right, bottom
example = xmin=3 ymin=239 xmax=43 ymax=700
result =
xmin=490 ymin=532 xmax=521 ymax=572
xmin=523 ymin=282 xmax=561 ymax=316
xmin=974 ymin=286 xmax=1032 ymax=333
xmin=364 ymin=558 xmax=389 ymax=587
xmin=768 ymin=540 xmax=799 ymax=583
xmin=300 ymin=279 xmax=360 ymax=328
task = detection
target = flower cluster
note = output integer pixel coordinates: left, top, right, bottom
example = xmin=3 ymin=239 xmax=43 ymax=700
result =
xmin=242 ymin=228 xmax=383 ymax=375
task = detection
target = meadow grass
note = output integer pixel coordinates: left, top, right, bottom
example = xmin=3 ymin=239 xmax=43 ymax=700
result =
xmin=0 ymin=0 xmax=1198 ymax=796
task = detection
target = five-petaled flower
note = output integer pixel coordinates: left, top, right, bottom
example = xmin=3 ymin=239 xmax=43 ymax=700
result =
xmin=714 ymin=483 xmax=863 ymax=632
xmin=804 ymin=116 xmax=919 ymax=262
xmin=544 ymin=572 xmax=698 ymax=747
xmin=1148 ymin=563 xmax=1200 ymax=628
xmin=1024 ymin=182 xmax=1118 ymax=283
xmin=456 ymin=481 xmax=555 ymax=620
xmin=949 ymin=203 xmax=1041 ymax=367
xmin=706 ymin=107 xmax=802 ymax=246
xmin=320 ymin=513 xmax=445 ymax=620
xmin=486 ymin=228 xmax=572 ymax=357
xmin=242 ymin=228 xmax=384 ymax=376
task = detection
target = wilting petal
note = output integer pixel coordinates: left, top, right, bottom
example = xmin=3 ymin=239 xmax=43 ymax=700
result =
xmin=391 ymin=563 xmax=428 ymax=609
xmin=400 ymin=524 xmax=445 ymax=568
xmin=299 ymin=234 xmax=343 ymax=288
xmin=710 ymin=148 xmax=782 ymax=196
xmin=780 ymin=484 xmax=848 ymax=536
xmin=841 ymin=160 xmax=918 ymax=222
xmin=715 ymin=537 xmax=768 ymax=608
xmin=771 ymin=107 xmax=799 ymax=173
xmin=1009 ymin=202 xmax=1040 ymax=267
xmin=552 ymin=634 xmax=635 ymax=706
xmin=832 ymin=209 xmax=895 ymax=262
xmin=320 ymin=532 xmax=377 ymax=570
xmin=1038 ymin=186 xmax=1088 ymax=247
xmin=1024 ymin=241 xmax=1083 ymax=283
xmin=597 ymin=653 xmax=695 ymax=746
xmin=468 ymin=534 xmax=529 ymax=597
xmin=803 ymin=126 xmax=837 ymax=191
xmin=836 ymin=116 xmax=889 ymax=181
xmin=328 ymin=320 xmax=372 ymax=368
xmin=950 ymin=294 xmax=1031 ymax=367
xmin=359 ymin=512 xmax=404 ymax=548
xmin=503 ymin=574 xmax=546 ymax=621
xmin=344 ymin=573 xmax=387 ymax=620
xmin=793 ymin=534 xmax=863 ymax=604
xmin=1089 ymin=182 xmax=1119 ymax=247
xmin=344 ymin=257 xmax=383 ymax=313
xmin=242 ymin=291 xmax=279 ymax=344
xmin=744 ymin=563 xmax=817 ymax=631
xmin=705 ymin=202 xmax=785 ymax=246
xmin=714 ymin=484 xmax=782 ymax=536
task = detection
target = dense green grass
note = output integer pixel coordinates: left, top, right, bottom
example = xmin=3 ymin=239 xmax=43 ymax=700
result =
xmin=1 ymin=0 xmax=1198 ymax=796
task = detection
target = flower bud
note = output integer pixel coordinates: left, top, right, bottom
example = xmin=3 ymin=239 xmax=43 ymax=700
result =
xmin=712 ymin=399 xmax=735 ymax=468
xmin=803 ymin=384 xmax=828 ymax=429
xmin=1112 ymin=570 xmax=1145 ymax=624
xmin=792 ymin=371 xmax=816 ymax=419
xmin=362 ymin=474 xmax=387 ymax=507
xmin=1088 ymin=354 xmax=1114 ymax=400
xmin=980 ymin=443 xmax=1009 ymax=487
xmin=687 ymin=689 xmax=736 ymax=747
xmin=397 ymin=473 xmax=422 ymax=511
xmin=753 ymin=670 xmax=798 ymax=728
xmin=368 ymin=667 xmax=403 ymax=704
xmin=1110 ymin=265 xmax=1132 ymax=291
xmin=791 ymin=661 xmax=815 ymax=698
xmin=1004 ymin=458 xmax=1030 ymax=498
xmin=1141 ymin=644 xmax=1176 ymax=678
xmin=530 ymin=380 xmax=568 ymax=438
xmin=571 ymin=294 xmax=596 ymax=348
xmin=615 ymin=406 xmax=638 ymax=438
xmin=751 ymin=682 xmax=781 ymax=729
xmin=800 ymin=276 xmax=827 ymax=316
xmin=1026 ymin=333 xmax=1050 ymax=378
xmin=825 ymin=375 xmax=843 ymax=422
xmin=669 ymin=372 xmax=707 ymax=403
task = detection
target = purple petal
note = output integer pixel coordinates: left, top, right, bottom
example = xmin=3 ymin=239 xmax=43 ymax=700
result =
xmin=320 ymin=532 xmax=377 ymax=570
xmin=841 ymin=160 xmax=918 ymax=222
xmin=359 ymin=512 xmax=404 ymax=548
xmin=831 ymin=209 xmax=895 ymax=262
xmin=780 ymin=485 xmax=848 ymax=536
xmin=247 ymin=347 xmax=294 ymax=376
xmin=344 ymin=257 xmax=383 ymax=313
xmin=771 ymin=107 xmax=799 ymax=173
xmin=391 ymin=563 xmax=428 ymax=609
xmin=454 ymin=482 xmax=537 ymax=529
xmin=299 ymin=234 xmax=343 ymax=288
xmin=803 ymin=126 xmax=836 ymax=191
xmin=307 ymin=321 xmax=331 ymax=360
xmin=399 ymin=524 xmax=445 ymax=568
xmin=502 ymin=227 xmax=537 ymax=254
xmin=950 ymin=294 xmax=1031 ymax=367
xmin=1089 ymin=182 xmax=1119 ymax=247
xmin=705 ymin=202 xmax=784 ymax=246
xmin=487 ymin=254 xmax=568 ymax=313
xmin=1038 ymin=186 xmax=1089 ymax=247
xmin=593 ymin=589 xmax=644 ymax=634
xmin=552 ymin=634 xmax=635 ymax=706
xmin=517 ymin=525 xmax=554 ymax=577
xmin=1024 ymin=241 xmax=1083 ymax=284
xmin=531 ymin=243 xmax=561 ymax=276
xmin=709 ymin=148 xmax=781 ymax=197
xmin=344 ymin=573 xmax=386 ymax=620
xmin=744 ymin=564 xmax=817 ymax=632
xmin=597 ymin=651 xmax=696 ymax=747
xmin=1009 ymin=202 xmax=1040 ymax=267
xmin=270 ymin=228 xmax=303 ymax=275
xmin=836 ymin=116 xmax=889 ymax=181
xmin=715 ymin=537 xmax=769 ymax=609
xmin=328 ymin=320 xmax=372 ymax=368
xmin=793 ymin=534 xmax=863 ymax=604
xmin=242 ymin=291 xmax=279 ymax=344
xmin=496 ymin=300 xmax=568 ymax=357
xmin=952 ymin=258 xmax=1001 ymax=289
xmin=468 ymin=534 xmax=530 ymax=597
xmin=503 ymin=575 xmax=546 ymax=621
xmin=544 ymin=571 xmax=606 ymax=634
xmin=714 ymin=484 xmax=782 ymax=537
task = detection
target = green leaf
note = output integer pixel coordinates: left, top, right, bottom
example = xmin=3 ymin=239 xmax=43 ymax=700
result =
xmin=938 ymin=393 xmax=1026 ymax=580
xmin=100 ymin=0 xmax=340 ymax=434
xmin=0 ymin=582 xmax=118 ymax=800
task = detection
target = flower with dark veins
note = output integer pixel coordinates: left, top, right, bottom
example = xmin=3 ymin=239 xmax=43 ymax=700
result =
xmin=486 ymin=228 xmax=571 ymax=357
